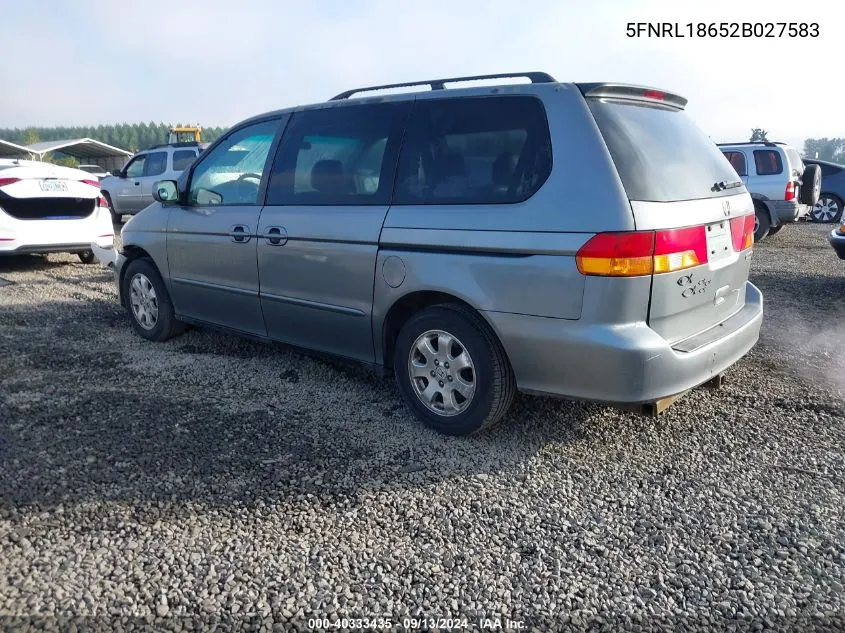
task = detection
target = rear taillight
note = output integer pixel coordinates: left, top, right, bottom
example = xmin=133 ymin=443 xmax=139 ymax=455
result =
xmin=575 ymin=232 xmax=654 ymax=277
xmin=0 ymin=177 xmax=21 ymax=187
xmin=730 ymin=214 xmax=755 ymax=251
xmin=81 ymin=179 xmax=100 ymax=188
xmin=98 ymin=195 xmax=109 ymax=208
xmin=653 ymin=226 xmax=707 ymax=273
xmin=576 ymin=227 xmax=707 ymax=277
xmin=785 ymin=181 xmax=795 ymax=201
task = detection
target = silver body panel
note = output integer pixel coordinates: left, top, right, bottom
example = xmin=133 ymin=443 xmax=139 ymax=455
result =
xmin=116 ymin=80 xmax=763 ymax=406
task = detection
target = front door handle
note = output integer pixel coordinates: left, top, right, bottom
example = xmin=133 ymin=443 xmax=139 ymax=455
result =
xmin=265 ymin=226 xmax=288 ymax=246
xmin=230 ymin=225 xmax=251 ymax=243
xmin=134 ymin=181 xmax=140 ymax=186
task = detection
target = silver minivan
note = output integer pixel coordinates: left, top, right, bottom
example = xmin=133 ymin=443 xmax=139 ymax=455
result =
xmin=112 ymin=72 xmax=763 ymax=436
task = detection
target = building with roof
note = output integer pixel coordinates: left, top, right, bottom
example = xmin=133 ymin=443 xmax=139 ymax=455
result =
xmin=0 ymin=137 xmax=133 ymax=171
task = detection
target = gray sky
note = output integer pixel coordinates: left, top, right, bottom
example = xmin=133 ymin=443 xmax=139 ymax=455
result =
xmin=0 ymin=0 xmax=837 ymax=149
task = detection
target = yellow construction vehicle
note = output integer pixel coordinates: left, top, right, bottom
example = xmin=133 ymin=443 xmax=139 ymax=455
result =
xmin=167 ymin=125 xmax=202 ymax=144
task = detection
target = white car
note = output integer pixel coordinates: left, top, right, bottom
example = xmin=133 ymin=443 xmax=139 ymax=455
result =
xmin=0 ymin=159 xmax=114 ymax=264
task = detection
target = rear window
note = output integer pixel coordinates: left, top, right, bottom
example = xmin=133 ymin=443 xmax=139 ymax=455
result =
xmin=786 ymin=148 xmax=803 ymax=174
xmin=754 ymin=150 xmax=783 ymax=176
xmin=172 ymin=150 xmax=198 ymax=171
xmin=587 ymin=99 xmax=740 ymax=202
xmin=393 ymin=95 xmax=552 ymax=205
xmin=722 ymin=151 xmax=747 ymax=177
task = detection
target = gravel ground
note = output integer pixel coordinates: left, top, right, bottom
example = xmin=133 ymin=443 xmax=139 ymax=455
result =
xmin=1 ymin=222 xmax=844 ymax=632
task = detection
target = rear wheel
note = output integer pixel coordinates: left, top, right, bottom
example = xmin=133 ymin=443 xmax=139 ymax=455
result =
xmin=122 ymin=258 xmax=185 ymax=342
xmin=754 ymin=203 xmax=771 ymax=242
xmin=393 ymin=303 xmax=515 ymax=436
xmin=78 ymin=250 xmax=96 ymax=264
xmin=810 ymin=194 xmax=843 ymax=223
xmin=767 ymin=225 xmax=783 ymax=236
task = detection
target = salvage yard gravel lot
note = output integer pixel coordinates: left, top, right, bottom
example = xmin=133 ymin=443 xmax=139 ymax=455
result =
xmin=1 ymin=223 xmax=844 ymax=631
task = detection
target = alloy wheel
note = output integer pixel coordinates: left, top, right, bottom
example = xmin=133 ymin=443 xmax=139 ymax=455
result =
xmin=407 ymin=329 xmax=476 ymax=417
xmin=129 ymin=273 xmax=159 ymax=330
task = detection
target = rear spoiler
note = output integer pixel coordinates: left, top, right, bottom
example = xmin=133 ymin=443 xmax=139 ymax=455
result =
xmin=577 ymin=83 xmax=688 ymax=110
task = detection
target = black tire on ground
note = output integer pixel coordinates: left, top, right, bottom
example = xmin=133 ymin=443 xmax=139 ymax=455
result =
xmin=121 ymin=258 xmax=185 ymax=342
xmin=78 ymin=250 xmax=96 ymax=264
xmin=809 ymin=194 xmax=844 ymax=223
xmin=754 ymin=203 xmax=771 ymax=242
xmin=767 ymin=225 xmax=783 ymax=236
xmin=393 ymin=303 xmax=516 ymax=436
xmin=799 ymin=163 xmax=822 ymax=206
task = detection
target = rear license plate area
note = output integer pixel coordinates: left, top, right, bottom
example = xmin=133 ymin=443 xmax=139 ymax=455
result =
xmin=39 ymin=180 xmax=68 ymax=192
xmin=705 ymin=220 xmax=732 ymax=264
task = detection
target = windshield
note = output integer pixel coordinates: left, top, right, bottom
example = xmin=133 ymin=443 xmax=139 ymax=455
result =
xmin=588 ymin=99 xmax=742 ymax=202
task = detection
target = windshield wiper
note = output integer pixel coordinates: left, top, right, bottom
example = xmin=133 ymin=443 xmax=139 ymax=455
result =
xmin=712 ymin=179 xmax=744 ymax=192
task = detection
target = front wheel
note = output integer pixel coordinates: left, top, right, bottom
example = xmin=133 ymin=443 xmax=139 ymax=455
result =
xmin=393 ymin=303 xmax=515 ymax=436
xmin=810 ymin=195 xmax=844 ymax=223
xmin=78 ymin=250 xmax=96 ymax=264
xmin=121 ymin=258 xmax=185 ymax=342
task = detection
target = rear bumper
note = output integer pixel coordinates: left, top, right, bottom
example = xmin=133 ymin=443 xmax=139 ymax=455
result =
xmin=0 ymin=243 xmax=98 ymax=255
xmin=829 ymin=229 xmax=845 ymax=260
xmin=767 ymin=200 xmax=809 ymax=223
xmin=0 ymin=213 xmax=113 ymax=254
xmin=484 ymin=281 xmax=764 ymax=405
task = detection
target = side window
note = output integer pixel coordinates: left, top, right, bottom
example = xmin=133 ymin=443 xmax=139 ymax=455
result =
xmin=144 ymin=151 xmax=167 ymax=177
xmin=753 ymin=150 xmax=783 ymax=176
xmin=393 ymin=95 xmax=552 ymax=205
xmin=172 ymin=149 xmax=198 ymax=171
xmin=266 ymin=102 xmax=412 ymax=206
xmin=124 ymin=155 xmax=146 ymax=179
xmin=189 ymin=119 xmax=281 ymax=206
xmin=722 ymin=151 xmax=747 ymax=177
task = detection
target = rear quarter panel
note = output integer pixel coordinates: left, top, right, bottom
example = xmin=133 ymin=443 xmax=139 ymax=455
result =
xmin=375 ymin=84 xmax=643 ymax=363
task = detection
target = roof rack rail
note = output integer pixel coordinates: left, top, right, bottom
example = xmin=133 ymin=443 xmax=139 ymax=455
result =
xmin=716 ymin=141 xmax=782 ymax=147
xmin=330 ymin=71 xmax=556 ymax=101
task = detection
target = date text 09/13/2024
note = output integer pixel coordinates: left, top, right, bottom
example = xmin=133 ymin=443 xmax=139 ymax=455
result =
xmin=626 ymin=22 xmax=819 ymax=38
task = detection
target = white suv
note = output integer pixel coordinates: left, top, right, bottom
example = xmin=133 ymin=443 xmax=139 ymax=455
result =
xmin=719 ymin=141 xmax=821 ymax=241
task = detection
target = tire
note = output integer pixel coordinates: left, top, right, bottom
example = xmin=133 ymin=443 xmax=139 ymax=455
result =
xmin=810 ymin=194 xmax=843 ymax=223
xmin=767 ymin=225 xmax=783 ymax=236
xmin=799 ymin=163 xmax=822 ymax=206
xmin=393 ymin=303 xmax=515 ymax=436
xmin=121 ymin=258 xmax=185 ymax=342
xmin=78 ymin=250 xmax=96 ymax=264
xmin=753 ymin=203 xmax=771 ymax=242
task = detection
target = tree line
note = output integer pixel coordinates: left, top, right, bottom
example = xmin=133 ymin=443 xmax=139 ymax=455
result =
xmin=0 ymin=122 xmax=229 ymax=154
xmin=751 ymin=129 xmax=845 ymax=164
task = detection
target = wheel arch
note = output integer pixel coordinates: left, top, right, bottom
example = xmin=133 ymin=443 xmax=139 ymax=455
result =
xmin=118 ymin=245 xmax=156 ymax=305
xmin=750 ymin=195 xmax=778 ymax=228
xmin=379 ymin=290 xmax=507 ymax=371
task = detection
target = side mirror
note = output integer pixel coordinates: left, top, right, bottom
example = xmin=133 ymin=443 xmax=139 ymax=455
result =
xmin=153 ymin=180 xmax=180 ymax=203
xmin=112 ymin=169 xmax=123 ymax=177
